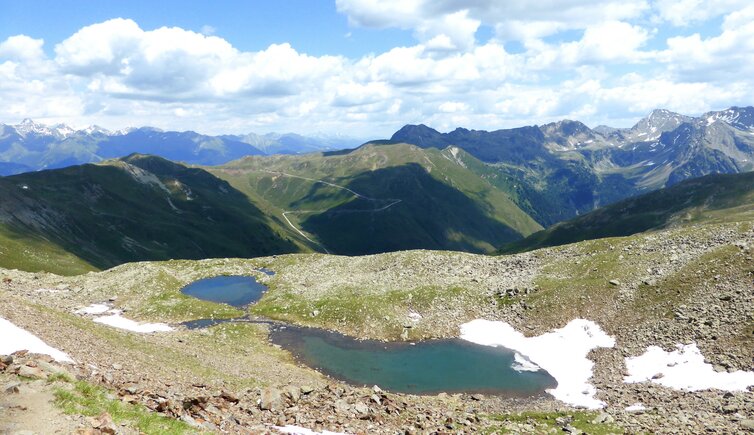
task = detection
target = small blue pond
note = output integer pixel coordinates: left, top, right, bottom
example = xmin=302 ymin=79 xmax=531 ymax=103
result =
xmin=180 ymin=275 xmax=268 ymax=308
xmin=255 ymin=267 xmax=276 ymax=276
xmin=269 ymin=326 xmax=556 ymax=396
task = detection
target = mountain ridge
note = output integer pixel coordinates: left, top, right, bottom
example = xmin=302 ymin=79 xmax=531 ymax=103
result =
xmin=0 ymin=120 xmax=364 ymax=174
xmin=500 ymin=170 xmax=754 ymax=253
xmin=390 ymin=106 xmax=754 ymax=225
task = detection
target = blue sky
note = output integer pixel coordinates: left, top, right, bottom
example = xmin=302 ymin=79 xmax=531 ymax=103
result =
xmin=1 ymin=0 xmax=753 ymax=137
xmin=0 ymin=0 xmax=415 ymax=58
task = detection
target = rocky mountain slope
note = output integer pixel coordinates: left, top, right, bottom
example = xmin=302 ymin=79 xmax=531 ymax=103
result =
xmin=501 ymin=170 xmax=754 ymax=253
xmin=0 ymin=211 xmax=751 ymax=433
xmin=392 ymin=106 xmax=754 ymax=226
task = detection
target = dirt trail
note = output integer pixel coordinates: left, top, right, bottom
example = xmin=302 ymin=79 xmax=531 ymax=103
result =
xmin=0 ymin=375 xmax=82 ymax=434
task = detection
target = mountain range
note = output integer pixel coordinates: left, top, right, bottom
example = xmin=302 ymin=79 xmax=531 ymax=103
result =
xmin=391 ymin=106 xmax=754 ymax=226
xmin=0 ymin=119 xmax=362 ymax=174
xmin=0 ymin=106 xmax=753 ymax=272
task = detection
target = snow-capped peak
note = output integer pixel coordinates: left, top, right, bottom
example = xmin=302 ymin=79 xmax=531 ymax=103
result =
xmin=701 ymin=107 xmax=754 ymax=130
xmin=53 ymin=123 xmax=76 ymax=138
xmin=14 ymin=118 xmax=53 ymax=137
xmin=82 ymin=125 xmax=113 ymax=136
xmin=629 ymin=109 xmax=691 ymax=141
xmin=13 ymin=119 xmax=79 ymax=139
xmin=11 ymin=119 xmax=122 ymax=138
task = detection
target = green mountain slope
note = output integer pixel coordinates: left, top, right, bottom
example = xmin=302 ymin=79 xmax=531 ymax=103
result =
xmin=500 ymin=171 xmax=754 ymax=253
xmin=0 ymin=155 xmax=300 ymax=272
xmin=212 ymin=143 xmax=542 ymax=254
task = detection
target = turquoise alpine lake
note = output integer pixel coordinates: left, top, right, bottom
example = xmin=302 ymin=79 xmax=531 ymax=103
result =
xmin=269 ymin=326 xmax=557 ymax=396
xmin=180 ymin=275 xmax=268 ymax=307
xmin=180 ymin=274 xmax=556 ymax=396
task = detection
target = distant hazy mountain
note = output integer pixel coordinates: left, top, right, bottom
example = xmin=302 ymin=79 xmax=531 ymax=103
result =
xmin=391 ymin=106 xmax=754 ymax=226
xmin=223 ymin=132 xmax=360 ymax=155
xmin=0 ymin=119 xmax=363 ymax=173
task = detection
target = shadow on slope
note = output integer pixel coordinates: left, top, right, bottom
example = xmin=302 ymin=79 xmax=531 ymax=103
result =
xmin=500 ymin=171 xmax=754 ymax=254
xmin=2 ymin=155 xmax=299 ymax=271
xmin=301 ymin=163 xmax=523 ymax=255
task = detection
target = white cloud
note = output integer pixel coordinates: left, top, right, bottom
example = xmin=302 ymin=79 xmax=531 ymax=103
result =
xmin=652 ymin=0 xmax=751 ymax=26
xmin=337 ymin=0 xmax=650 ymax=42
xmin=438 ymin=101 xmax=469 ymax=113
xmin=2 ymin=5 xmax=754 ymax=137
xmin=0 ymin=35 xmax=46 ymax=61
xmin=659 ymin=6 xmax=754 ymax=81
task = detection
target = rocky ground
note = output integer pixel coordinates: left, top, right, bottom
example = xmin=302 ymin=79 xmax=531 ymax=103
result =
xmin=0 ymin=220 xmax=752 ymax=433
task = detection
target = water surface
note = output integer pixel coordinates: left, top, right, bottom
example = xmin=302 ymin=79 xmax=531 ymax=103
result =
xmin=269 ymin=326 xmax=556 ymax=396
xmin=255 ymin=267 xmax=276 ymax=276
xmin=180 ymin=275 xmax=267 ymax=307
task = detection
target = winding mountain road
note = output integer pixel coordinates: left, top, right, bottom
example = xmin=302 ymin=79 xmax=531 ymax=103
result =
xmin=263 ymin=170 xmax=402 ymax=254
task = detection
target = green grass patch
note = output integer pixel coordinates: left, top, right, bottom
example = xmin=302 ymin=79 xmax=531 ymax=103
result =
xmin=137 ymin=290 xmax=244 ymax=323
xmin=0 ymin=229 xmax=97 ymax=275
xmin=53 ymin=379 xmax=194 ymax=434
xmin=523 ymin=236 xmax=660 ymax=326
xmin=252 ymin=284 xmax=475 ymax=339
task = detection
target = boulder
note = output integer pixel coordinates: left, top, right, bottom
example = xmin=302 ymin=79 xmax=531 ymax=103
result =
xmin=283 ymin=385 xmax=301 ymax=403
xmin=36 ymin=360 xmax=71 ymax=378
xmin=220 ymin=390 xmax=239 ymax=403
xmin=592 ymin=412 xmax=615 ymax=424
xmin=333 ymin=398 xmax=350 ymax=414
xmin=300 ymin=385 xmax=315 ymax=394
xmin=18 ymin=364 xmax=47 ymax=379
xmin=90 ymin=412 xmax=117 ymax=435
xmin=259 ymin=388 xmax=284 ymax=411
xmin=4 ymin=381 xmax=21 ymax=394
xmin=352 ymin=402 xmax=369 ymax=417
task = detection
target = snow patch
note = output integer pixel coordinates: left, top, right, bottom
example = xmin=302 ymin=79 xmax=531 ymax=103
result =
xmin=93 ymin=314 xmax=173 ymax=333
xmin=625 ymin=403 xmax=646 ymax=412
xmin=0 ymin=317 xmax=73 ymax=362
xmin=624 ymin=343 xmax=754 ymax=392
xmin=512 ymin=352 xmax=541 ymax=372
xmin=274 ymin=425 xmax=347 ymax=435
xmin=75 ymin=303 xmax=111 ymax=315
xmin=460 ymin=319 xmax=615 ymax=409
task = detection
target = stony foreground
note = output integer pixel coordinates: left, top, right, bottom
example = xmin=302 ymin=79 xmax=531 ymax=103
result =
xmin=0 ymin=220 xmax=752 ymax=433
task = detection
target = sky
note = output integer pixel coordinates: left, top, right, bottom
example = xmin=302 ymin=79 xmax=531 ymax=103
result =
xmin=1 ymin=0 xmax=754 ymax=138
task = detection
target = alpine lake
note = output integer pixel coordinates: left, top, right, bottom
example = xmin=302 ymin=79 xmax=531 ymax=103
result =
xmin=180 ymin=273 xmax=556 ymax=396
